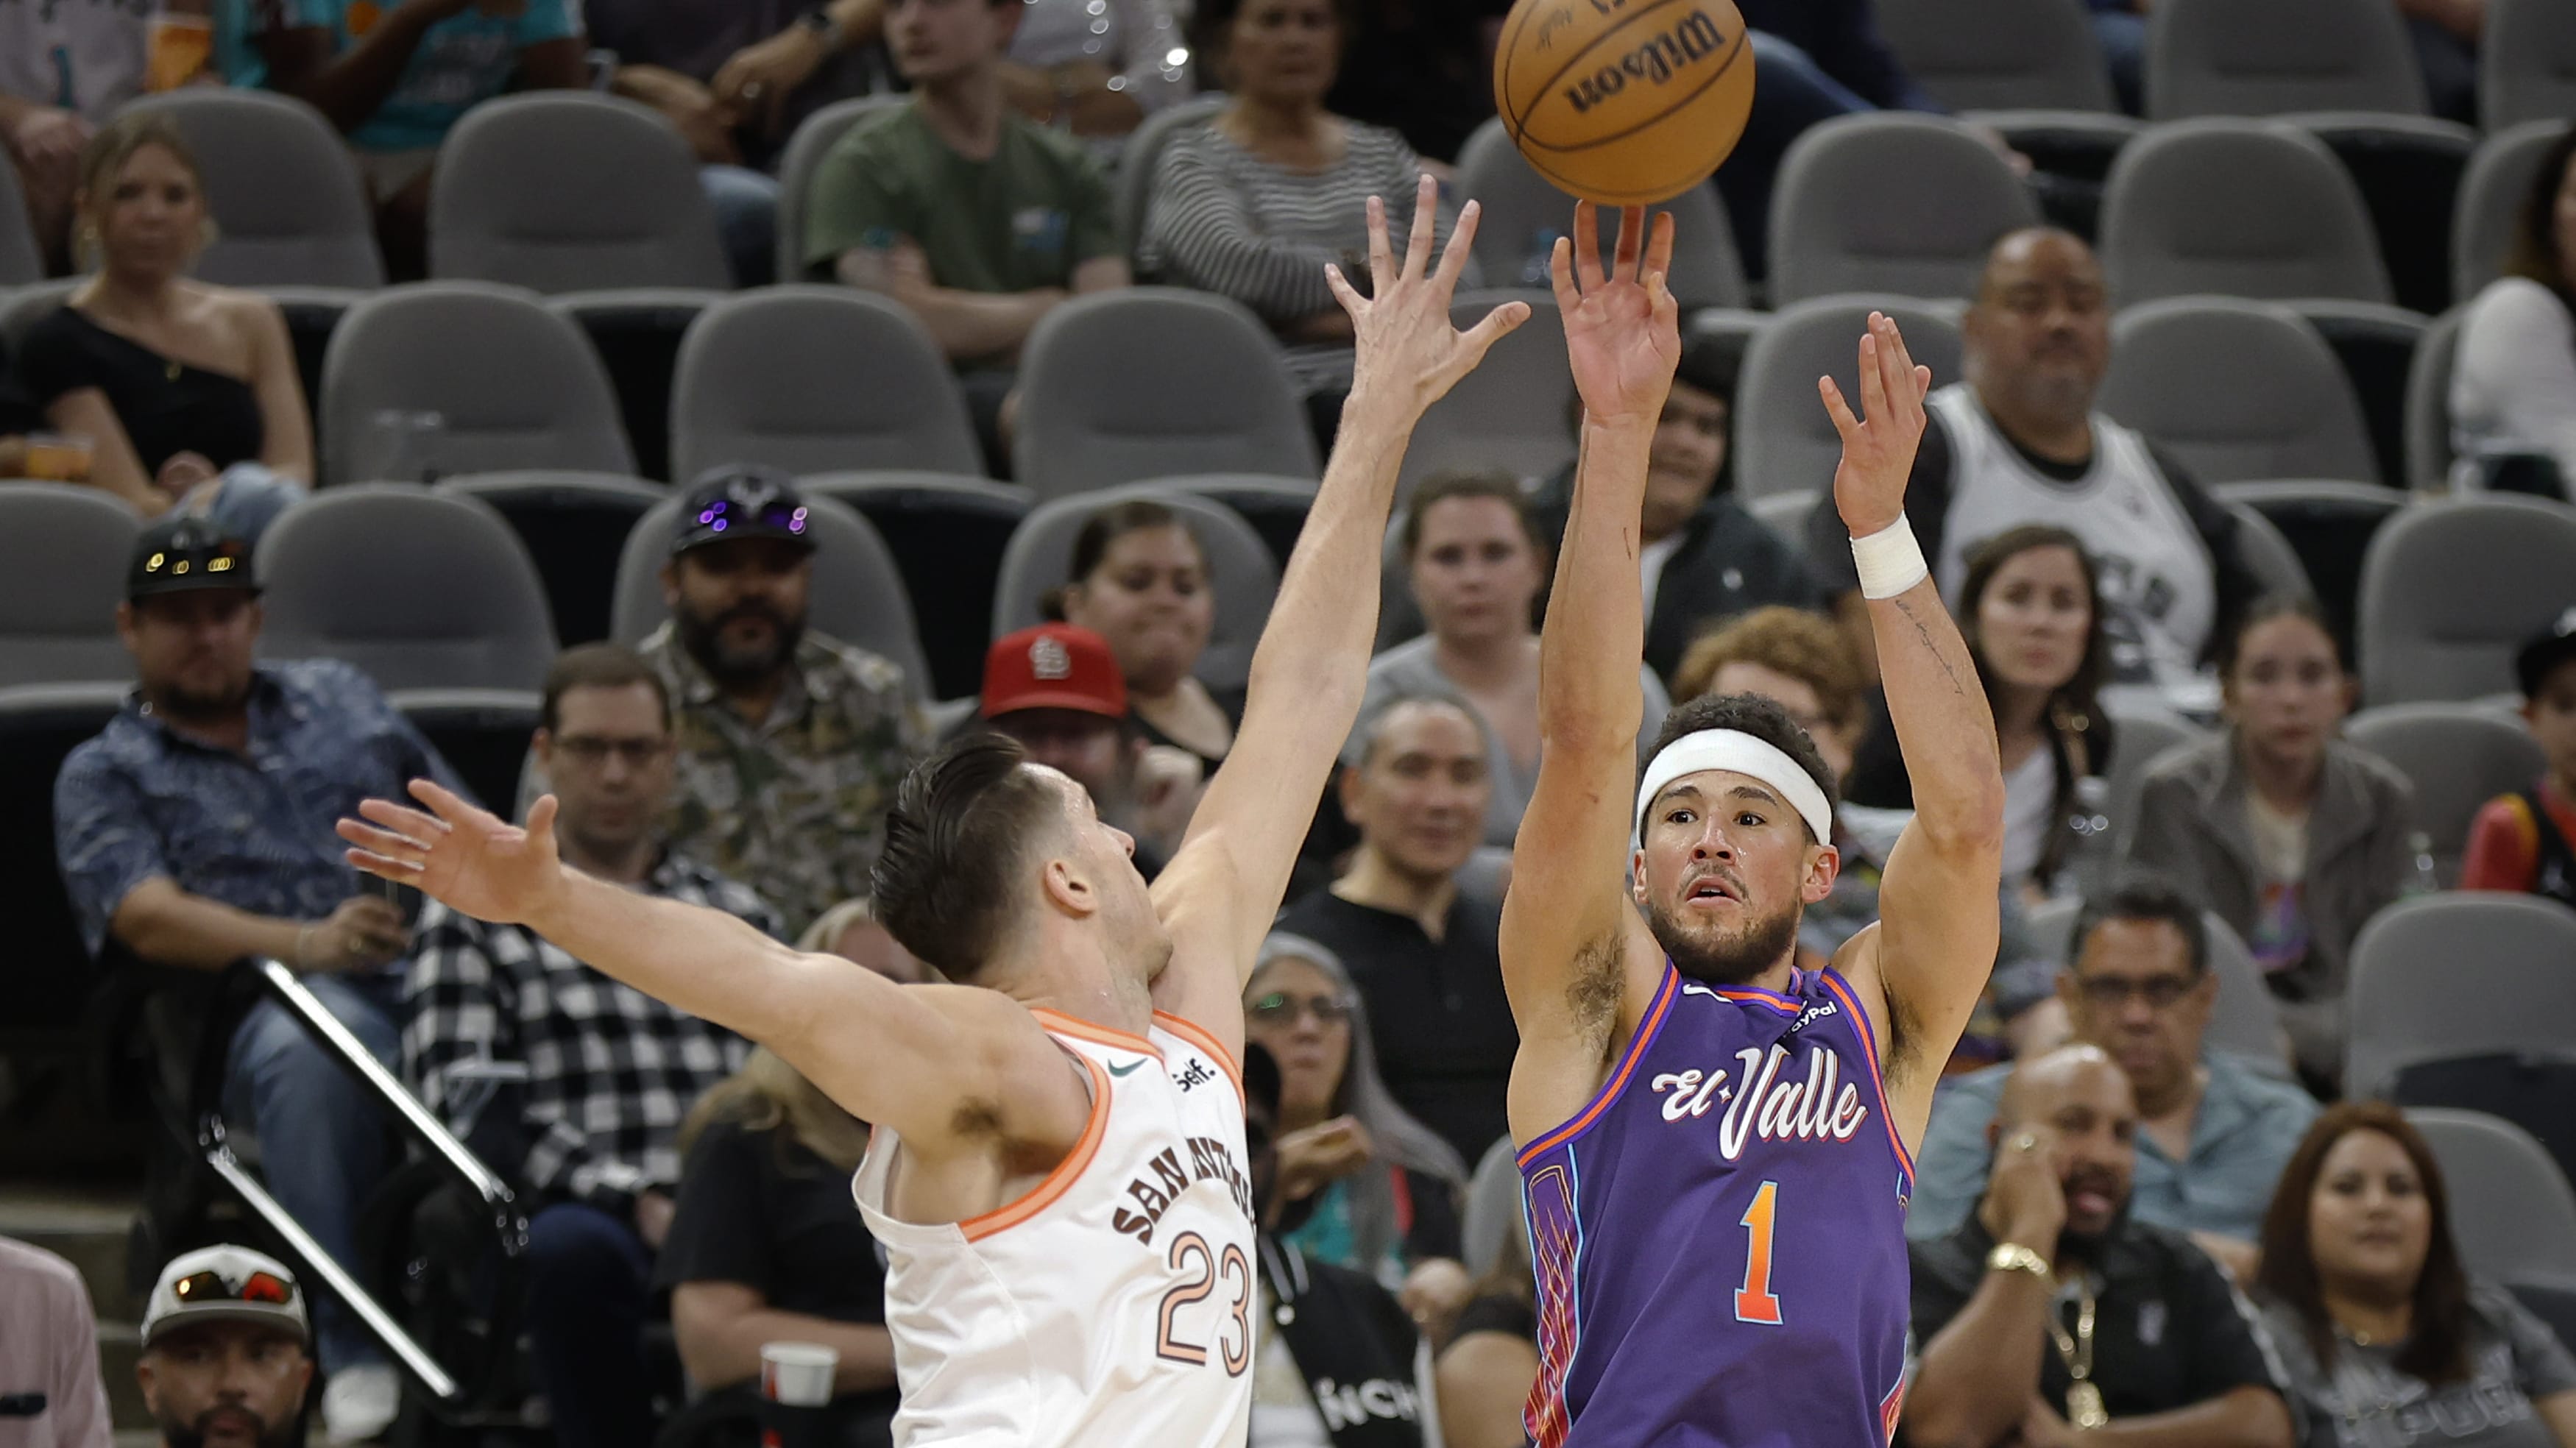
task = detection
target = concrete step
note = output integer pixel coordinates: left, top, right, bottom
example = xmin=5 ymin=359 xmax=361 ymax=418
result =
xmin=99 ymin=1319 xmax=149 ymax=1433
xmin=0 ymin=1182 xmax=143 ymax=1321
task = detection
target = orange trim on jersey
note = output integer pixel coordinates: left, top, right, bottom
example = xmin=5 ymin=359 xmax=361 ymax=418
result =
xmin=1027 ymin=1008 xmax=1164 ymax=1062
xmin=1151 ymin=1010 xmax=1245 ymax=1101
xmin=960 ymin=1051 xmax=1114 ymax=1242
xmin=1516 ymin=968 xmax=1682 ymax=1167
xmin=1819 ymin=970 xmax=1916 ymax=1183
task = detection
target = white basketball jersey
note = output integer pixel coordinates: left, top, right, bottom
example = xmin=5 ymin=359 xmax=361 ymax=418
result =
xmin=852 ymin=1009 xmax=1256 ymax=1448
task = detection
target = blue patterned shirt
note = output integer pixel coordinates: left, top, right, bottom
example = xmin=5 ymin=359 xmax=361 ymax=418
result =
xmin=54 ymin=660 xmax=461 ymax=962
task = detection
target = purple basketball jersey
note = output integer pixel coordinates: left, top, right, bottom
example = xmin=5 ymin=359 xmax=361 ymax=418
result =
xmin=1516 ymin=964 xmax=1915 ymax=1447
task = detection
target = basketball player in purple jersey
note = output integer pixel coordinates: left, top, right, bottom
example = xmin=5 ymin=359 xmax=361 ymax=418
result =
xmin=1502 ymin=204 xmax=2008 ymax=1447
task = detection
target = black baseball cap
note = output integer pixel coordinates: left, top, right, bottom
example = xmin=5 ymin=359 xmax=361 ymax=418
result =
xmin=2516 ymin=606 xmax=2576 ymax=696
xmin=127 ymin=515 xmax=258 ymax=602
xmin=670 ymin=465 xmax=817 ymax=558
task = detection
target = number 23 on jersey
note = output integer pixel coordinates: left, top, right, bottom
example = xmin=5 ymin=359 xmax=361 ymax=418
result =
xmin=1157 ymin=1231 xmax=1252 ymax=1374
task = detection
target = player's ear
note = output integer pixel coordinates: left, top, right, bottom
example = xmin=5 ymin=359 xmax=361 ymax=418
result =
xmin=1800 ymin=840 xmax=1840 ymax=904
xmin=1630 ymin=846 xmax=1649 ymax=908
xmin=1038 ymin=853 xmax=1097 ymax=919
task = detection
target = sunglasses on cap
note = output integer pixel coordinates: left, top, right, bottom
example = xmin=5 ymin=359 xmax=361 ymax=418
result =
xmin=172 ymin=1268 xmax=298 ymax=1307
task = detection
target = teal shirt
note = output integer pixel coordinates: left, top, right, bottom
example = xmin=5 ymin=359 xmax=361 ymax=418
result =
xmin=1906 ymin=1051 xmax=2319 ymax=1246
xmin=215 ymin=0 xmax=578 ymax=150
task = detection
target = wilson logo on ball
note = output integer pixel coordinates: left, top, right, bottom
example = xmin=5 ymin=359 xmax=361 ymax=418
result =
xmin=1495 ymin=0 xmax=1757 ymax=205
xmin=1563 ymin=10 xmax=1727 ymax=114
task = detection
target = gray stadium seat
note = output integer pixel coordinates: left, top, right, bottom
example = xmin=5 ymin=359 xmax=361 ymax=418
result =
xmin=1012 ymin=288 xmax=1318 ymax=501
xmin=1767 ymin=113 xmax=2044 ymax=307
xmin=0 ymin=483 xmax=142 ymax=687
xmin=257 ymin=485 xmax=559 ymax=692
xmin=1878 ymin=0 xmax=2122 ymax=113
xmin=1119 ymin=93 xmax=1228 ymax=266
xmin=992 ymin=486 xmax=1277 ymax=691
xmin=2346 ymin=702 xmax=2550 ymax=884
xmin=429 ymin=93 xmax=729 ymax=294
xmin=772 ymin=95 xmax=910 ymax=283
xmin=1461 ymin=1135 xmax=1520 ymax=1277
xmin=1734 ymin=296 xmax=1964 ymax=502
xmin=2483 ymin=0 xmax=2576 ymax=132
xmin=2411 ymin=1110 xmax=2576 ymax=1292
xmin=2407 ymin=306 xmax=2466 ymax=491
xmin=2347 ymin=897 xmax=2576 ymax=1096
xmin=2020 ymin=896 xmax=2287 ymax=1070
xmin=2145 ymin=0 xmax=2429 ymax=119
xmin=2216 ymin=479 xmax=2410 ymax=647
xmin=2359 ymin=494 xmax=2576 ymax=704
xmin=2222 ymin=500 xmax=2315 ymax=601
xmin=2100 ymin=709 xmax=2212 ymax=860
xmin=670 ymin=286 xmax=982 ymax=482
xmin=1454 ymin=118 xmax=1749 ymax=311
xmin=435 ymin=472 xmax=665 ymax=647
xmin=1141 ymin=473 xmax=1315 ymax=572
xmin=546 ymin=288 xmax=718 ymax=485
xmin=0 ymin=279 xmax=75 ymax=350
xmin=2100 ymin=120 xmax=2394 ymax=306
xmin=0 ymin=682 xmax=133 ymax=1027
xmin=319 ymin=282 xmax=637 ymax=485
xmin=2453 ymin=121 xmax=2563 ymax=305
xmin=804 ymin=472 xmax=1031 ymax=701
xmin=1748 ymin=491 xmax=1817 ymax=566
xmin=1399 ymin=292 xmax=1575 ymax=497
xmin=0 ymin=155 xmax=42 ymax=285
xmin=118 ymin=89 xmax=384 ymax=289
xmin=2098 ymin=298 xmax=2379 ymax=484
xmin=610 ymin=490 xmax=930 ymax=698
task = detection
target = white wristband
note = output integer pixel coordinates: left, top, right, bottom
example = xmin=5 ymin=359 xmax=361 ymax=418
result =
xmin=1850 ymin=514 xmax=1929 ymax=600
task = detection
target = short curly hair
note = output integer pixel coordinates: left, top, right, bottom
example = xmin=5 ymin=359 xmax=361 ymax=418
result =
xmin=1669 ymin=607 xmax=1861 ymax=730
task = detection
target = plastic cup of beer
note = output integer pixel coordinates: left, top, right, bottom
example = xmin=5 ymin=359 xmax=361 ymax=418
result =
xmin=24 ymin=434 xmax=95 ymax=483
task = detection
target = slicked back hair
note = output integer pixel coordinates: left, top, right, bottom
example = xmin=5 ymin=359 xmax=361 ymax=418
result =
xmin=1643 ymin=692 xmax=1841 ymax=844
xmin=869 ymin=735 xmax=1067 ymax=980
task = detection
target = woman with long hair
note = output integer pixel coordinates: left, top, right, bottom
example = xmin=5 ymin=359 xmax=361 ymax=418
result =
xmin=2253 ymin=1101 xmax=2576 ymax=1448
xmin=2451 ymin=122 xmax=2576 ymax=496
xmin=1052 ymin=497 xmax=1241 ymax=766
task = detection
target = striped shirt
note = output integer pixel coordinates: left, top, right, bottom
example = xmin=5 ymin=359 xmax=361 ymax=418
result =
xmin=1140 ymin=118 xmax=1472 ymax=391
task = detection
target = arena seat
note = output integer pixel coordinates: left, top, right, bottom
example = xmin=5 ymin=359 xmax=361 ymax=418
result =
xmin=611 ymin=490 xmax=932 ymax=700
xmin=2145 ymin=0 xmax=2429 ymax=120
xmin=2346 ymin=701 xmax=2550 ymax=884
xmin=1462 ymin=1136 xmax=1520 ymax=1277
xmin=2101 ymin=120 xmax=2394 ymax=308
xmin=428 ymin=93 xmax=729 ymax=294
xmin=258 ymin=484 xmax=559 ymax=692
xmin=0 ymin=278 xmax=74 ymax=349
xmin=2221 ymin=500 xmax=2315 ymax=602
xmin=670 ymin=286 xmax=983 ymax=483
xmin=1733 ymin=295 xmax=1964 ymax=503
xmin=803 ymin=472 xmax=1032 ymax=702
xmin=1767 ymin=113 xmax=2045 ymax=307
xmin=436 ymin=472 xmax=666 ymax=647
xmin=1454 ymin=118 xmax=1749 ymax=311
xmin=2453 ymin=121 xmax=2563 ymax=304
xmin=2021 ymin=897 xmax=2287 ymax=1073
xmin=993 ymin=486 xmax=1275 ymax=692
xmin=2215 ymin=480 xmax=2410 ymax=646
xmin=2097 ymin=709 xmax=2211 ymax=862
xmin=1747 ymin=491 xmax=1816 ymax=568
xmin=772 ymin=95 xmax=910 ymax=284
xmin=2098 ymin=298 xmax=2378 ymax=485
xmin=1399 ymin=292 xmax=1575 ymax=498
xmin=2358 ymin=494 xmax=2576 ymax=705
xmin=0 ymin=483 xmax=141 ymax=689
xmin=2405 ymin=306 xmax=2467 ymax=490
xmin=1119 ymin=93 xmax=1229 ymax=268
xmin=2349 ymin=898 xmax=2576 ymax=1096
xmin=319 ymin=281 xmax=636 ymax=484
xmin=118 ymin=89 xmax=385 ymax=289
xmin=1013 ymin=288 xmax=1318 ymax=501
xmin=0 ymin=153 xmax=43 ymax=286
xmin=1141 ymin=473 xmax=1315 ymax=575
xmin=548 ymin=288 xmax=720 ymax=485
xmin=2410 ymin=1110 xmax=2576 ymax=1291
xmin=2295 ymin=115 xmax=2474 ymax=316
xmin=2483 ymin=0 xmax=2576 ymax=132
xmin=0 ymin=683 xmax=132 ymax=1034
xmin=1878 ymin=0 xmax=2122 ymax=115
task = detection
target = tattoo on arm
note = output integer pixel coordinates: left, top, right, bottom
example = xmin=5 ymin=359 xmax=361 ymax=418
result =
xmin=1891 ymin=595 xmax=1968 ymax=698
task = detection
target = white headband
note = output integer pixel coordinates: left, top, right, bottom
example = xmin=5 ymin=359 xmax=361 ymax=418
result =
xmin=1633 ymin=729 xmax=1833 ymax=846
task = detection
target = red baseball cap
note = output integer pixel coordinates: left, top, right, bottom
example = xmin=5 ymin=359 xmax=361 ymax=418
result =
xmin=981 ymin=624 xmax=1128 ymax=720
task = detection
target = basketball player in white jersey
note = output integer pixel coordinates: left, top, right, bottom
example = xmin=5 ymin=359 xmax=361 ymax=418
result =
xmin=336 ymin=176 xmax=1526 ymax=1448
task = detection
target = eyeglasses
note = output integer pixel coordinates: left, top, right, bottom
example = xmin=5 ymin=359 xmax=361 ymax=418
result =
xmin=1248 ymin=992 xmax=1355 ymax=1026
xmin=552 ymin=736 xmax=673 ymax=767
xmin=171 ymin=1268 xmax=297 ymax=1307
xmin=2076 ymin=975 xmax=2198 ymax=1009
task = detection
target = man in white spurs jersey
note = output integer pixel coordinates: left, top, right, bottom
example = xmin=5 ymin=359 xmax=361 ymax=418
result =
xmin=335 ymin=174 xmax=1527 ymax=1448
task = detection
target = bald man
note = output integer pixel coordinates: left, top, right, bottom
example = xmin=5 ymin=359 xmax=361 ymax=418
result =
xmin=1903 ymin=1045 xmax=2293 ymax=1448
xmin=1805 ymin=228 xmax=2268 ymax=714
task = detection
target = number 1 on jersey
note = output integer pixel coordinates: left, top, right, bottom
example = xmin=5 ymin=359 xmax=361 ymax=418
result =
xmin=1735 ymin=1179 xmax=1783 ymax=1325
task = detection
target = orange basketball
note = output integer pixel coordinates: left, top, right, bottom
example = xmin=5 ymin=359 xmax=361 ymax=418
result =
xmin=1494 ymin=0 xmax=1759 ymax=205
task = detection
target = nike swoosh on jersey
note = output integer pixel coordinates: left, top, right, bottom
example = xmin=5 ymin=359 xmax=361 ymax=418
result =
xmin=1105 ymin=1059 xmax=1144 ymax=1076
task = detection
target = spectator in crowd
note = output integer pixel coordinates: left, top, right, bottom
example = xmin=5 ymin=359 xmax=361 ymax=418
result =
xmin=1052 ymin=497 xmax=1242 ymax=767
xmin=2129 ymin=597 xmax=2414 ymax=1088
xmin=1141 ymin=0 xmax=1459 ymax=438
xmin=1806 ymin=229 xmax=2264 ymax=711
xmin=1245 ymin=932 xmax=1471 ymax=1316
xmin=1003 ymin=0 xmax=1192 ymax=144
xmin=1849 ymin=525 xmax=2110 ymax=903
xmin=1370 ymin=469 xmax=1668 ymax=849
xmin=803 ymin=0 xmax=1129 ymax=455
xmin=662 ymin=1047 xmax=900 ymax=1448
xmin=798 ymin=895 xmax=932 ymax=982
xmin=1278 ymin=693 xmax=1516 ymax=1165
xmin=1243 ymin=1043 xmax=1445 ymax=1448
xmin=2462 ymin=610 xmax=2576 ymax=905
xmin=135 ymin=1247 xmax=314 ymax=1448
xmin=13 ymin=116 xmax=311 ymax=536
xmin=1320 ymin=0 xmax=1504 ymax=165
xmin=411 ymin=643 xmax=773 ymax=1448
xmin=2081 ymin=0 xmax=2149 ymax=116
xmin=1529 ymin=339 xmax=1826 ymax=686
xmin=54 ymin=517 xmax=461 ymax=1442
xmin=0 ymin=0 xmax=162 ymax=272
xmin=1905 ymin=1045 xmax=2296 ymax=1448
xmin=217 ymin=0 xmax=586 ymax=280
xmin=2254 ymin=1102 xmax=2576 ymax=1448
xmin=1908 ymin=876 xmax=2318 ymax=1280
xmin=977 ymin=622 xmax=1202 ymax=876
xmin=0 ymin=1235 xmax=112 ymax=1448
xmin=2396 ymin=0 xmax=2482 ymax=126
xmin=2450 ymin=124 xmax=2576 ymax=497
xmin=525 ymin=468 xmax=929 ymax=940
xmin=1435 ymin=1213 xmax=1540 ymax=1448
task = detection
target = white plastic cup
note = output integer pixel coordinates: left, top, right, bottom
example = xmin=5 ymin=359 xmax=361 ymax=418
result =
xmin=760 ymin=1343 xmax=838 ymax=1407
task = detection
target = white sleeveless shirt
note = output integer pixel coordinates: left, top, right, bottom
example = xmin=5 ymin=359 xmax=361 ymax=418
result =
xmin=1928 ymin=384 xmax=2216 ymax=697
xmin=852 ymin=1009 xmax=1256 ymax=1448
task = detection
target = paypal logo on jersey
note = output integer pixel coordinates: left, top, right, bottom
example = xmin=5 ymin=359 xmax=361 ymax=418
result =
xmin=1649 ymin=1043 xmax=1869 ymax=1157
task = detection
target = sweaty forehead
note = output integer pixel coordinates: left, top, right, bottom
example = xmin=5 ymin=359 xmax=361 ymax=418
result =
xmin=1649 ymin=769 xmax=1783 ymax=817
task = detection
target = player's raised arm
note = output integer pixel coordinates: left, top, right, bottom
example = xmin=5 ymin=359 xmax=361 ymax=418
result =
xmin=1498 ymin=205 xmax=1681 ymax=1057
xmin=339 ymin=783 xmax=1072 ymax=1149
xmin=1825 ymin=315 xmax=2006 ymax=1131
xmin=1151 ymin=174 xmax=1528 ymax=1001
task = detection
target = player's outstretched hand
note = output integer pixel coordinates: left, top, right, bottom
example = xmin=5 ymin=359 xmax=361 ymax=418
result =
xmin=1822 ymin=311 xmax=1934 ymax=539
xmin=1332 ymin=173 xmax=1528 ymax=419
xmin=1551 ymin=200 xmax=1681 ymax=427
xmin=338 ymin=778 xmax=568 ymax=928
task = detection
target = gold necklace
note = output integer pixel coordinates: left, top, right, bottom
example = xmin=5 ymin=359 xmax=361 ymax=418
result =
xmin=2047 ymin=1277 xmax=2112 ymax=1430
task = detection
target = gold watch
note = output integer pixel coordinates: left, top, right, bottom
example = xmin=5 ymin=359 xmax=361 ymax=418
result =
xmin=1988 ymin=1241 xmax=2052 ymax=1280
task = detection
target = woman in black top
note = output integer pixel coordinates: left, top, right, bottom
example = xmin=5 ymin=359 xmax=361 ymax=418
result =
xmin=1050 ymin=498 xmax=1245 ymax=767
xmin=13 ymin=113 xmax=312 ymax=527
